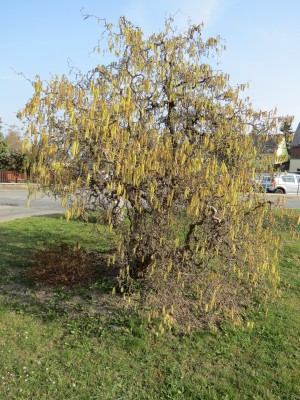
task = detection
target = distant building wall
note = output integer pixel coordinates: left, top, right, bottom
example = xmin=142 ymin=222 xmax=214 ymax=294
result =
xmin=289 ymin=159 xmax=300 ymax=173
xmin=290 ymin=146 xmax=300 ymax=159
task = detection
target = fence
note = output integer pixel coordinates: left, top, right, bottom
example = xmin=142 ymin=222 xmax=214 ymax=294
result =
xmin=0 ymin=170 xmax=25 ymax=183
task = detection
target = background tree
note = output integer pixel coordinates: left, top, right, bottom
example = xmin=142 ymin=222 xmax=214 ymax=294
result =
xmin=280 ymin=118 xmax=294 ymax=155
xmin=0 ymin=140 xmax=10 ymax=155
xmin=0 ymin=117 xmax=10 ymax=156
xmin=0 ymin=150 xmax=25 ymax=172
xmin=0 ymin=117 xmax=4 ymax=141
xmin=0 ymin=127 xmax=25 ymax=173
xmin=4 ymin=130 xmax=22 ymax=152
xmin=22 ymin=16 xmax=283 ymax=330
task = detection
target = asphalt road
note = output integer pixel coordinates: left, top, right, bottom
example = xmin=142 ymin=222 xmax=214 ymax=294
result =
xmin=265 ymin=193 xmax=300 ymax=209
xmin=0 ymin=188 xmax=65 ymax=223
xmin=0 ymin=188 xmax=299 ymax=223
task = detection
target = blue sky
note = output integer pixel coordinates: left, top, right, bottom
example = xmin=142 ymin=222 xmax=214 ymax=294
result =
xmin=1 ymin=0 xmax=300 ymax=133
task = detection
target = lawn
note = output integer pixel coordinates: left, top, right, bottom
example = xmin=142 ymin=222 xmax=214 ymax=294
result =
xmin=0 ymin=214 xmax=299 ymax=399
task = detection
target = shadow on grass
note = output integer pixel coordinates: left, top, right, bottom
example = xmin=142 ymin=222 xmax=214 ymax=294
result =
xmin=0 ymin=214 xmax=132 ymax=327
xmin=0 ymin=213 xmax=114 ymax=263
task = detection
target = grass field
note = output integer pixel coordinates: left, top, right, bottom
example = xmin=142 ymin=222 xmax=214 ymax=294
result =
xmin=0 ymin=214 xmax=299 ymax=399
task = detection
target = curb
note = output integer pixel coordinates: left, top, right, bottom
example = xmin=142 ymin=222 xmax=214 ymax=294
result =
xmin=265 ymin=193 xmax=300 ymax=199
xmin=0 ymin=183 xmax=30 ymax=189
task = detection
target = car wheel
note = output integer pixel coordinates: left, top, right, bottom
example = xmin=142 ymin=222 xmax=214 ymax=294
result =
xmin=274 ymin=188 xmax=285 ymax=194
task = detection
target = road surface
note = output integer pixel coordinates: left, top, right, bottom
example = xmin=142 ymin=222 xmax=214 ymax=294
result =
xmin=265 ymin=193 xmax=300 ymax=210
xmin=0 ymin=188 xmax=65 ymax=223
xmin=0 ymin=188 xmax=299 ymax=223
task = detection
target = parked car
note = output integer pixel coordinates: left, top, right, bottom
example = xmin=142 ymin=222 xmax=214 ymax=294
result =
xmin=255 ymin=174 xmax=273 ymax=192
xmin=269 ymin=173 xmax=300 ymax=194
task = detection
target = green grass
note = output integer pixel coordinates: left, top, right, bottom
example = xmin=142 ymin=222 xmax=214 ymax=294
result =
xmin=0 ymin=214 xmax=299 ymax=399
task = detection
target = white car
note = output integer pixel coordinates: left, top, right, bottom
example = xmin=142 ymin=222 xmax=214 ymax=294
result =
xmin=269 ymin=173 xmax=300 ymax=194
xmin=255 ymin=174 xmax=273 ymax=192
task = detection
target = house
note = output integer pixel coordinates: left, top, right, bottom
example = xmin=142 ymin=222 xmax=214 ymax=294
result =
xmin=273 ymin=136 xmax=289 ymax=166
xmin=253 ymin=134 xmax=289 ymax=171
xmin=289 ymin=123 xmax=300 ymax=173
